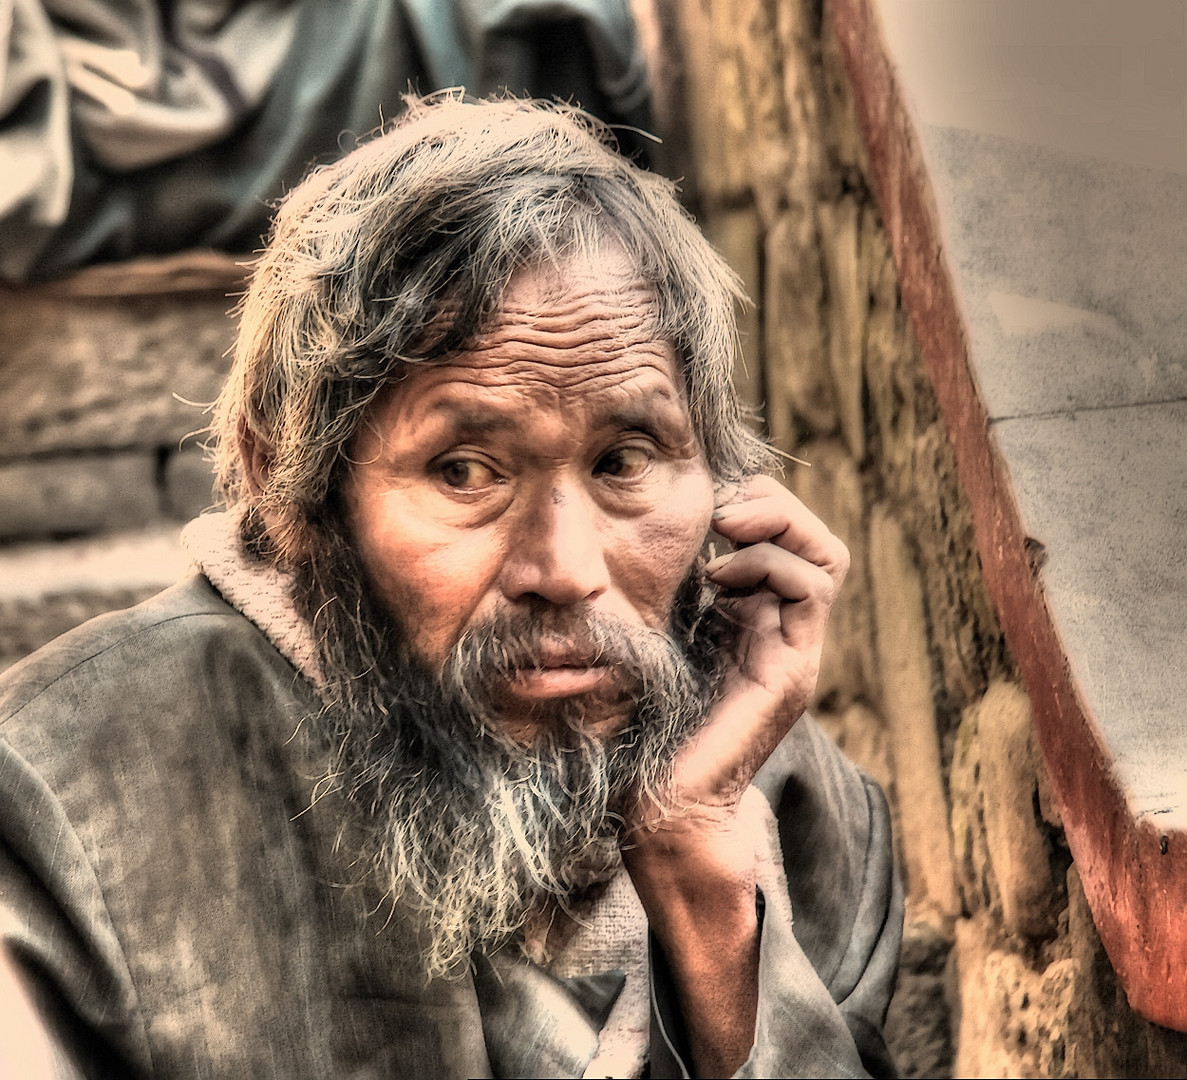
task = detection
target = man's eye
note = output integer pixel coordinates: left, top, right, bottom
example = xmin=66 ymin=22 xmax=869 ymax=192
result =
xmin=595 ymin=446 xmax=652 ymax=479
xmin=437 ymin=457 xmax=499 ymax=491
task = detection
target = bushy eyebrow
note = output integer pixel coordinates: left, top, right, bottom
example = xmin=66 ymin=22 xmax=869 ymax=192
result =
xmin=426 ymin=407 xmax=519 ymax=441
xmin=424 ymin=385 xmax=693 ymax=445
xmin=598 ymin=396 xmax=694 ymax=441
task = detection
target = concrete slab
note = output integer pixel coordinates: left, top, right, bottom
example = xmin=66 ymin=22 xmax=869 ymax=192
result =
xmin=921 ymin=126 xmax=1187 ymax=419
xmin=873 ymin=1 xmax=1187 ymax=419
xmin=993 ymin=403 xmax=1187 ymax=825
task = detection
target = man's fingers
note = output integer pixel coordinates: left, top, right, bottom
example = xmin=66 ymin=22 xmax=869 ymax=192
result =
xmin=699 ymin=478 xmax=847 ymax=746
xmin=704 ymin=543 xmax=837 ymax=607
xmin=712 ymin=483 xmax=848 ymax=581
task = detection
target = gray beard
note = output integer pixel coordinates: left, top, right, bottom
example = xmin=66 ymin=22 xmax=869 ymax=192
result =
xmin=289 ymin=513 xmax=730 ymax=979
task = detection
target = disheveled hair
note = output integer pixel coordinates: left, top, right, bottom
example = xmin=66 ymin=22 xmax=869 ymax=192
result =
xmin=212 ymin=90 xmax=773 ymax=565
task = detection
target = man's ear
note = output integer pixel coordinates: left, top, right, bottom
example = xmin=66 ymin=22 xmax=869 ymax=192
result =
xmin=238 ymin=417 xmax=273 ymax=497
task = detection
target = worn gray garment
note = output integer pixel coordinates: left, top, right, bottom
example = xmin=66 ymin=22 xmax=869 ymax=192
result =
xmin=0 ymin=0 xmax=651 ymax=282
xmin=0 ymin=575 xmax=902 ymax=1078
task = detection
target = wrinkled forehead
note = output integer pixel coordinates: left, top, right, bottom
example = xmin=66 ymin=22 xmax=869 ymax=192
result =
xmin=400 ymin=230 xmax=666 ymax=355
xmin=505 ymin=241 xmax=654 ymax=306
xmin=413 ymin=246 xmax=682 ymax=387
xmin=359 ymin=254 xmax=692 ymax=445
xmin=491 ymin=250 xmax=669 ymax=354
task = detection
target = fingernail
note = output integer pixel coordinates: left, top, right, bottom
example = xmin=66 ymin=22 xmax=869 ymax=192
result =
xmin=703 ymin=551 xmax=736 ymax=575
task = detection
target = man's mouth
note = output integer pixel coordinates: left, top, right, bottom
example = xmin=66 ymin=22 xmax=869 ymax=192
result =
xmin=499 ymin=639 xmax=616 ymax=700
xmin=504 ymin=663 xmax=612 ymax=700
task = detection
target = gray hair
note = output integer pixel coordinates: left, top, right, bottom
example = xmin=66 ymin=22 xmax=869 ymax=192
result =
xmin=213 ymin=91 xmax=773 ymax=564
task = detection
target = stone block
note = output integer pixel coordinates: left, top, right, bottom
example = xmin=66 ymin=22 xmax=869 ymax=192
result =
xmin=764 ymin=210 xmax=833 ymax=445
xmin=948 ymin=704 xmax=994 ymax=918
xmin=869 ymin=503 xmax=960 ymax=916
xmin=950 ymin=680 xmax=1065 ymax=939
xmin=775 ymin=0 xmax=825 ymax=207
xmin=165 ymin=447 xmax=218 ymax=521
xmin=674 ymin=0 xmax=752 ymax=203
xmin=814 ymin=701 xmax=891 ymax=786
xmin=790 ymin=437 xmax=875 ymax=707
xmin=884 ymin=903 xmax=955 ymax=1080
xmin=818 ymin=195 xmax=866 ymax=460
xmin=702 ymin=208 xmax=765 ymax=416
xmin=950 ymin=873 xmax=1187 ymax=1077
xmin=728 ymin=0 xmax=794 ymax=228
xmin=0 ymin=289 xmax=235 ymax=460
xmin=910 ymin=420 xmax=1010 ymax=713
xmin=863 ymin=300 xmax=916 ymax=484
xmin=862 ymin=214 xmax=929 ymax=489
xmin=950 ymin=913 xmax=1078 ymax=1079
xmin=0 ymin=454 xmax=159 ymax=539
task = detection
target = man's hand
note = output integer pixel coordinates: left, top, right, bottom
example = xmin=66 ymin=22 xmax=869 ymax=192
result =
xmin=687 ymin=473 xmax=850 ymax=808
xmin=622 ymin=474 xmax=849 ymax=1077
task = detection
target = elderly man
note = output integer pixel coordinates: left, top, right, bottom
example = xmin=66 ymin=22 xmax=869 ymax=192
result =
xmin=0 ymin=95 xmax=901 ymax=1078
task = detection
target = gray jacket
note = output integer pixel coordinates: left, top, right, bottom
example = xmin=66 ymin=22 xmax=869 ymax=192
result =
xmin=0 ymin=575 xmax=901 ymax=1077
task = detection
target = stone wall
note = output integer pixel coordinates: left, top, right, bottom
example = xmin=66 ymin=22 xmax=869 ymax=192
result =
xmin=633 ymin=0 xmax=1187 ymax=1075
xmin=0 ymin=255 xmax=241 ymax=670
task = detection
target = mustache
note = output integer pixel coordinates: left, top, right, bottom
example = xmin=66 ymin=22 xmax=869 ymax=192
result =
xmin=450 ymin=605 xmax=664 ymax=672
xmin=439 ymin=606 xmax=691 ymax=718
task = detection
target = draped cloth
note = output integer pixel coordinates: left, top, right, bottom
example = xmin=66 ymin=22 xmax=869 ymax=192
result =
xmin=0 ymin=0 xmax=651 ymax=282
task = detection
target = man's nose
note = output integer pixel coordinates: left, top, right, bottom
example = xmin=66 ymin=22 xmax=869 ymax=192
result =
xmin=500 ymin=481 xmax=611 ymax=606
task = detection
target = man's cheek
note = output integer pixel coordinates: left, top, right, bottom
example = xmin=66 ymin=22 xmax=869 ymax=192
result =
xmin=394 ymin=542 xmax=505 ymax=666
xmin=626 ymin=512 xmax=714 ymax=617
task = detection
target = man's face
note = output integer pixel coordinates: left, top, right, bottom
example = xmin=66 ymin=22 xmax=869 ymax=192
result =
xmin=344 ymin=249 xmax=716 ymax=740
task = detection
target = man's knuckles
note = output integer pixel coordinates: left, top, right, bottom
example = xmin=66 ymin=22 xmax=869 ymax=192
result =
xmin=713 ymin=491 xmax=848 ymax=576
xmin=826 ymin=533 xmax=851 ymax=586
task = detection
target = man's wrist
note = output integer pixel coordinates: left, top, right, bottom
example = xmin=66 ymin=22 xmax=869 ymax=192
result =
xmin=625 ymin=835 xmax=761 ymax=1079
xmin=621 ymin=819 xmax=759 ymax=943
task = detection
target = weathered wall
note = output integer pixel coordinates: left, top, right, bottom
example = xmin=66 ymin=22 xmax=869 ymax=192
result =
xmin=0 ymin=258 xmax=239 ymax=669
xmin=634 ymin=0 xmax=1187 ymax=1075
